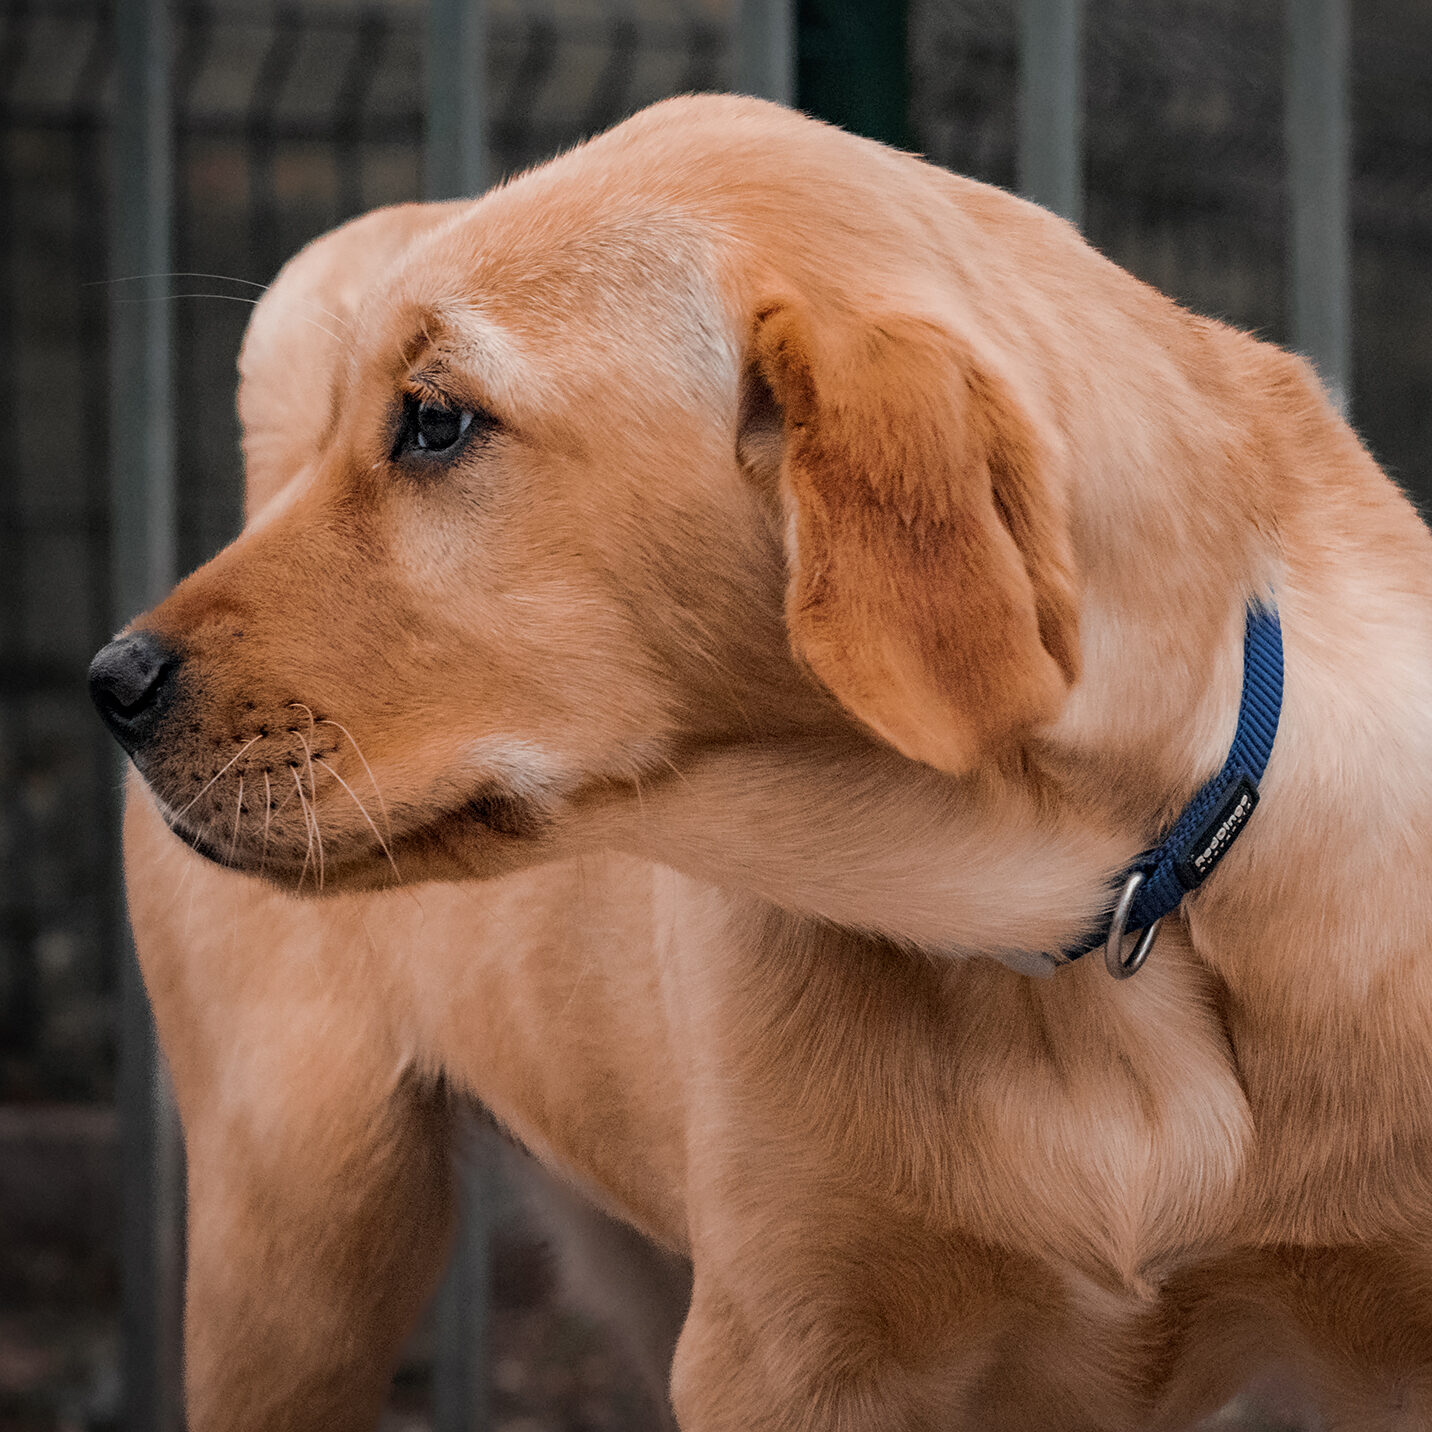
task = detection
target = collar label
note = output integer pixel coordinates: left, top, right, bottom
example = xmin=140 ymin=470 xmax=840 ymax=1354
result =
xmin=1173 ymin=775 xmax=1260 ymax=890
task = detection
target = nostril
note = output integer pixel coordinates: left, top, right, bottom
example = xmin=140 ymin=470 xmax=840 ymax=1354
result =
xmin=88 ymin=631 xmax=179 ymax=744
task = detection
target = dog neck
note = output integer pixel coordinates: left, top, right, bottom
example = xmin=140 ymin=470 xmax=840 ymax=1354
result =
xmin=603 ymin=734 xmax=1129 ymax=974
xmin=607 ymin=400 xmax=1432 ymax=1017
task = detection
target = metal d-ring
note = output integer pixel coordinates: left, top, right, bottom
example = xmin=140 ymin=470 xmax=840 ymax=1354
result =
xmin=1104 ymin=871 xmax=1162 ymax=980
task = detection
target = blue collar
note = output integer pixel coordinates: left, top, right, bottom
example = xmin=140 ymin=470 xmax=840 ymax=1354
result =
xmin=1058 ymin=600 xmax=1284 ymax=978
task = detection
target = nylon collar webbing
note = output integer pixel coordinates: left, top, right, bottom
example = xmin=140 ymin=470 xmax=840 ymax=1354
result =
xmin=1057 ymin=600 xmax=1284 ymax=968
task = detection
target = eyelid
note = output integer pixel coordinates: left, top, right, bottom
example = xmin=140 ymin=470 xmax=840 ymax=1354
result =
xmin=403 ymin=378 xmax=457 ymax=408
xmin=404 ymin=372 xmax=495 ymax=417
xmin=403 ymin=381 xmax=503 ymax=435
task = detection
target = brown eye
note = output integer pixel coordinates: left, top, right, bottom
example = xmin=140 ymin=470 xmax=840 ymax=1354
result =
xmin=393 ymin=394 xmax=476 ymax=459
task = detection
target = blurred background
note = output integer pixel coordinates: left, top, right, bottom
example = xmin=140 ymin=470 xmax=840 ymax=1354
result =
xmin=1 ymin=0 xmax=1429 ymax=1428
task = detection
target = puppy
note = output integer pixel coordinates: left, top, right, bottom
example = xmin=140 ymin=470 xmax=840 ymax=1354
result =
xmin=94 ymin=96 xmax=1432 ymax=1430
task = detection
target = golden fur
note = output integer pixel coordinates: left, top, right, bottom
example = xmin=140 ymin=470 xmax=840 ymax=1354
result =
xmin=116 ymin=96 xmax=1432 ymax=1429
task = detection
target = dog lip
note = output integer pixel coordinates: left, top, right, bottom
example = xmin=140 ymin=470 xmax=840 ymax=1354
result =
xmin=167 ymin=821 xmax=240 ymax=872
xmin=158 ymin=777 xmax=548 ymax=885
xmin=460 ymin=787 xmax=544 ymax=839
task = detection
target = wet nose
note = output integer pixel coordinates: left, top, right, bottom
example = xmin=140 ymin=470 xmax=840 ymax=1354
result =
xmin=88 ymin=631 xmax=179 ymax=752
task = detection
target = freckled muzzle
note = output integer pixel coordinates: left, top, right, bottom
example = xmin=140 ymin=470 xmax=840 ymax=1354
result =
xmin=88 ymin=620 xmax=379 ymax=886
xmin=85 ymin=617 xmax=534 ymax=895
xmin=83 ymin=480 xmax=419 ymax=887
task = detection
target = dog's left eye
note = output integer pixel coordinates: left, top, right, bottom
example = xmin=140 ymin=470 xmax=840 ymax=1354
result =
xmin=393 ymin=394 xmax=477 ymax=459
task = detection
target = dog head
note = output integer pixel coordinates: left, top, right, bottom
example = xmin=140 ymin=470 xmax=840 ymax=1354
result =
xmin=90 ymin=96 xmax=1084 ymax=892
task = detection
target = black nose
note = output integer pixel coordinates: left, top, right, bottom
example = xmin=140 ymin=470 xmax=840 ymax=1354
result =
xmin=88 ymin=631 xmax=179 ymax=751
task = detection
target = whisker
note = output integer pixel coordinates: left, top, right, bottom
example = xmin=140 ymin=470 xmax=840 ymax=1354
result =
xmin=287 ymin=296 xmax=351 ymax=334
xmin=160 ymin=845 xmax=198 ymax=922
xmin=292 ymin=767 xmax=317 ymax=894
xmin=227 ymin=775 xmax=245 ymax=866
xmin=288 ymin=702 xmax=318 ymax=740
xmin=316 ymin=718 xmax=393 ymax=839
xmin=111 ymin=292 xmax=346 ymax=346
xmin=173 ymin=736 xmax=262 ymax=821
xmin=316 ymin=756 xmax=402 ymax=885
xmin=655 ymin=751 xmax=699 ymax=797
xmin=292 ymin=724 xmax=326 ymax=890
xmin=92 ymin=269 xmax=269 ymax=288
xmin=271 ymin=774 xmax=300 ymax=817
xmin=357 ymin=911 xmax=382 ymax=964
xmin=259 ymin=770 xmax=274 ymax=878
xmin=94 ymin=272 xmax=352 ymax=334
xmin=314 ymin=800 xmax=326 ymax=890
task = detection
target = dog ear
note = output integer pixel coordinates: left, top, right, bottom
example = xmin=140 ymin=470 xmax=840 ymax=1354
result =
xmin=745 ymin=299 xmax=1080 ymax=773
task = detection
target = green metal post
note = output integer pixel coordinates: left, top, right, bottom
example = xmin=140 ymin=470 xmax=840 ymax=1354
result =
xmin=426 ymin=0 xmax=487 ymax=199
xmin=425 ymin=6 xmax=492 ymax=1428
xmin=109 ymin=0 xmax=185 ymax=1426
xmin=1286 ymin=0 xmax=1351 ymax=412
xmin=1018 ymin=0 xmax=1084 ymax=225
xmin=795 ymin=0 xmax=909 ymax=149
xmin=737 ymin=0 xmax=795 ymax=105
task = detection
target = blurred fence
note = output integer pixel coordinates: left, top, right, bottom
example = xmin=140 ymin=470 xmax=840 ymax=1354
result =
xmin=2 ymin=4 xmax=735 ymax=1427
xmin=3 ymin=0 xmax=1431 ymax=1428
xmin=0 ymin=0 xmax=729 ymax=1106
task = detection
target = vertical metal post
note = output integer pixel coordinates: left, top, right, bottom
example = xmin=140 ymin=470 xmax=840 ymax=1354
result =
xmin=432 ymin=1153 xmax=493 ymax=1432
xmin=795 ymin=0 xmax=908 ymax=150
xmin=1017 ymin=0 xmax=1084 ymax=226
xmin=736 ymin=0 xmax=795 ymax=106
xmin=1286 ymin=0 xmax=1350 ymax=413
xmin=112 ymin=0 xmax=175 ymax=603
xmin=110 ymin=0 xmax=185 ymax=1428
xmin=425 ymin=6 xmax=491 ymax=1427
xmin=426 ymin=0 xmax=487 ymax=200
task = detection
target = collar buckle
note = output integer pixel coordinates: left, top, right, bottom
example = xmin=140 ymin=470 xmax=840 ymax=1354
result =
xmin=1104 ymin=871 xmax=1163 ymax=980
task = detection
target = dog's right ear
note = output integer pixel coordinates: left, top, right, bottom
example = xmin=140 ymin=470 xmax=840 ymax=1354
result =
xmin=740 ymin=298 xmax=1080 ymax=774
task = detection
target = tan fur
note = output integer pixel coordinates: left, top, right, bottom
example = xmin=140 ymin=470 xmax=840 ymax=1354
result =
xmin=115 ymin=97 xmax=1432 ymax=1429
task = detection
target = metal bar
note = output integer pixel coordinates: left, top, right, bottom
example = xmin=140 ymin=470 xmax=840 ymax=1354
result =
xmin=583 ymin=16 xmax=640 ymax=138
xmin=109 ymin=0 xmax=184 ymax=1428
xmin=0 ymin=109 xmax=424 ymax=144
xmin=0 ymin=5 xmax=38 ymax=1072
xmin=426 ymin=0 xmax=486 ymax=200
xmin=334 ymin=11 xmax=389 ymax=221
xmin=1286 ymin=0 xmax=1351 ymax=412
xmin=432 ymin=1152 xmax=494 ymax=1432
xmin=1017 ymin=0 xmax=1084 ymax=226
xmin=77 ymin=0 xmax=123 ymax=1068
xmin=795 ymin=0 xmax=908 ymax=149
xmin=246 ymin=5 xmax=302 ymax=270
xmin=425 ymin=7 xmax=491 ymax=1426
xmin=111 ymin=0 xmax=176 ymax=612
xmin=735 ymin=0 xmax=794 ymax=106
xmin=489 ymin=17 xmax=556 ymax=170
xmin=675 ymin=15 xmax=725 ymax=97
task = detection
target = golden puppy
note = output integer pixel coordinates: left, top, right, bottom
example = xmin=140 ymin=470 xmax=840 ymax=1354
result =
xmin=93 ymin=96 xmax=1432 ymax=1430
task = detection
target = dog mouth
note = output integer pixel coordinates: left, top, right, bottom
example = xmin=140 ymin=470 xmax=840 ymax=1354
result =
xmin=115 ymin=682 xmax=577 ymax=891
xmin=158 ymin=770 xmax=553 ymax=893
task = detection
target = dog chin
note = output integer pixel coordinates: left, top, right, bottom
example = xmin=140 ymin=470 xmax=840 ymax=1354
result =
xmin=164 ymin=783 xmax=556 ymax=895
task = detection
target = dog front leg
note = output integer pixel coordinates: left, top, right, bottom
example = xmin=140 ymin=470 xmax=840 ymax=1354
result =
xmin=126 ymin=798 xmax=455 ymax=1430
xmin=670 ymin=1263 xmax=976 ymax=1432
xmin=180 ymin=1063 xmax=454 ymax=1432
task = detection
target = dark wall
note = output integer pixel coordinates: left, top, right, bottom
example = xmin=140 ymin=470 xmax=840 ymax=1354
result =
xmin=910 ymin=0 xmax=1432 ymax=511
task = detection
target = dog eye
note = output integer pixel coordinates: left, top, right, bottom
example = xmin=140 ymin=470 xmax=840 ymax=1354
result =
xmin=393 ymin=394 xmax=477 ymax=459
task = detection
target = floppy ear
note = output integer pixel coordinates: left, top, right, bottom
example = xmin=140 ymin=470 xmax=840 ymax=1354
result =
xmin=745 ymin=299 xmax=1080 ymax=773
